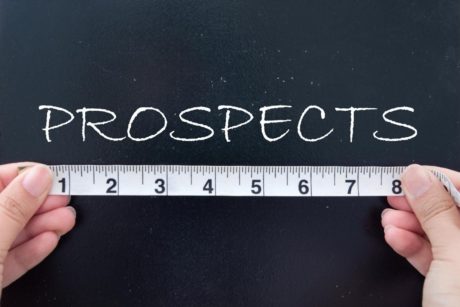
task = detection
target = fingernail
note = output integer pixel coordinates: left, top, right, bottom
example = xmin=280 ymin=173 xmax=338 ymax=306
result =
xmin=383 ymin=224 xmax=394 ymax=234
xmin=66 ymin=206 xmax=77 ymax=217
xmin=381 ymin=208 xmax=390 ymax=218
xmin=22 ymin=165 xmax=52 ymax=197
xmin=17 ymin=165 xmax=35 ymax=174
xmin=402 ymin=164 xmax=433 ymax=199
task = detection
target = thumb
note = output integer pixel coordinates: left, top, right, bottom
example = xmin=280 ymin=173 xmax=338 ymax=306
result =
xmin=0 ymin=165 xmax=53 ymax=262
xmin=402 ymin=164 xmax=460 ymax=251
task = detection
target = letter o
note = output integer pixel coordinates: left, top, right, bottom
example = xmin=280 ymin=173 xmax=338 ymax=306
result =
xmin=127 ymin=107 xmax=168 ymax=141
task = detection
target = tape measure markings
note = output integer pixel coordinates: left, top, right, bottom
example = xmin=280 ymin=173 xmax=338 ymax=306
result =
xmin=46 ymin=165 xmax=455 ymax=204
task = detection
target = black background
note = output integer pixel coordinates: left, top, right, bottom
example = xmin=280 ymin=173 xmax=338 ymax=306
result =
xmin=1 ymin=0 xmax=459 ymax=306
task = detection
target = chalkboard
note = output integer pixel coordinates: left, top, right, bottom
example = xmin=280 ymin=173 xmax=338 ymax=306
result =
xmin=1 ymin=0 xmax=459 ymax=306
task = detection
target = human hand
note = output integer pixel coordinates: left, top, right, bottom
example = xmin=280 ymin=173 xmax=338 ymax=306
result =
xmin=0 ymin=163 xmax=76 ymax=298
xmin=382 ymin=164 xmax=460 ymax=306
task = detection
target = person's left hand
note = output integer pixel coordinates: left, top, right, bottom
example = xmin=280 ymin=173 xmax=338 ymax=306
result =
xmin=0 ymin=162 xmax=76 ymax=297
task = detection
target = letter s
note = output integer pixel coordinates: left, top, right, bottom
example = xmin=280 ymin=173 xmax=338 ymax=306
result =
xmin=373 ymin=106 xmax=418 ymax=142
xmin=169 ymin=106 xmax=214 ymax=142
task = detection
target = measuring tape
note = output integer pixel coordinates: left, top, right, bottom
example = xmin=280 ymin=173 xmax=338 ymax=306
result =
xmin=48 ymin=165 xmax=460 ymax=205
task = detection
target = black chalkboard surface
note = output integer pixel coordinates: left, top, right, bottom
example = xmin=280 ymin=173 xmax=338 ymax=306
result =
xmin=0 ymin=1 xmax=459 ymax=306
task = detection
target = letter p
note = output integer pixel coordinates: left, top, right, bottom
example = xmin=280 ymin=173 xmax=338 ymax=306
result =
xmin=38 ymin=105 xmax=75 ymax=142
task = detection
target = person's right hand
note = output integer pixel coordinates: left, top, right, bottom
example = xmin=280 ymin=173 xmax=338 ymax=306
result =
xmin=382 ymin=164 xmax=460 ymax=306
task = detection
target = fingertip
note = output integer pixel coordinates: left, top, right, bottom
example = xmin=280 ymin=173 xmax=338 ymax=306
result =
xmin=381 ymin=208 xmax=394 ymax=226
xmin=56 ymin=206 xmax=77 ymax=236
xmin=383 ymin=225 xmax=401 ymax=251
xmin=37 ymin=164 xmax=53 ymax=182
xmin=35 ymin=231 xmax=60 ymax=254
xmin=387 ymin=195 xmax=412 ymax=211
xmin=66 ymin=205 xmax=76 ymax=217
xmin=387 ymin=195 xmax=397 ymax=203
xmin=65 ymin=206 xmax=77 ymax=230
xmin=401 ymin=164 xmax=434 ymax=200
xmin=381 ymin=208 xmax=425 ymax=236
xmin=383 ymin=225 xmax=404 ymax=252
xmin=381 ymin=208 xmax=391 ymax=216
xmin=381 ymin=208 xmax=393 ymax=227
xmin=21 ymin=165 xmax=53 ymax=198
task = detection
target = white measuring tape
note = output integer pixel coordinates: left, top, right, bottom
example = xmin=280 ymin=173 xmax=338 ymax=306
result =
xmin=48 ymin=165 xmax=460 ymax=205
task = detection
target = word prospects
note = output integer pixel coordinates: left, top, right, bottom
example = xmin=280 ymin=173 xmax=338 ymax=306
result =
xmin=39 ymin=105 xmax=417 ymax=143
